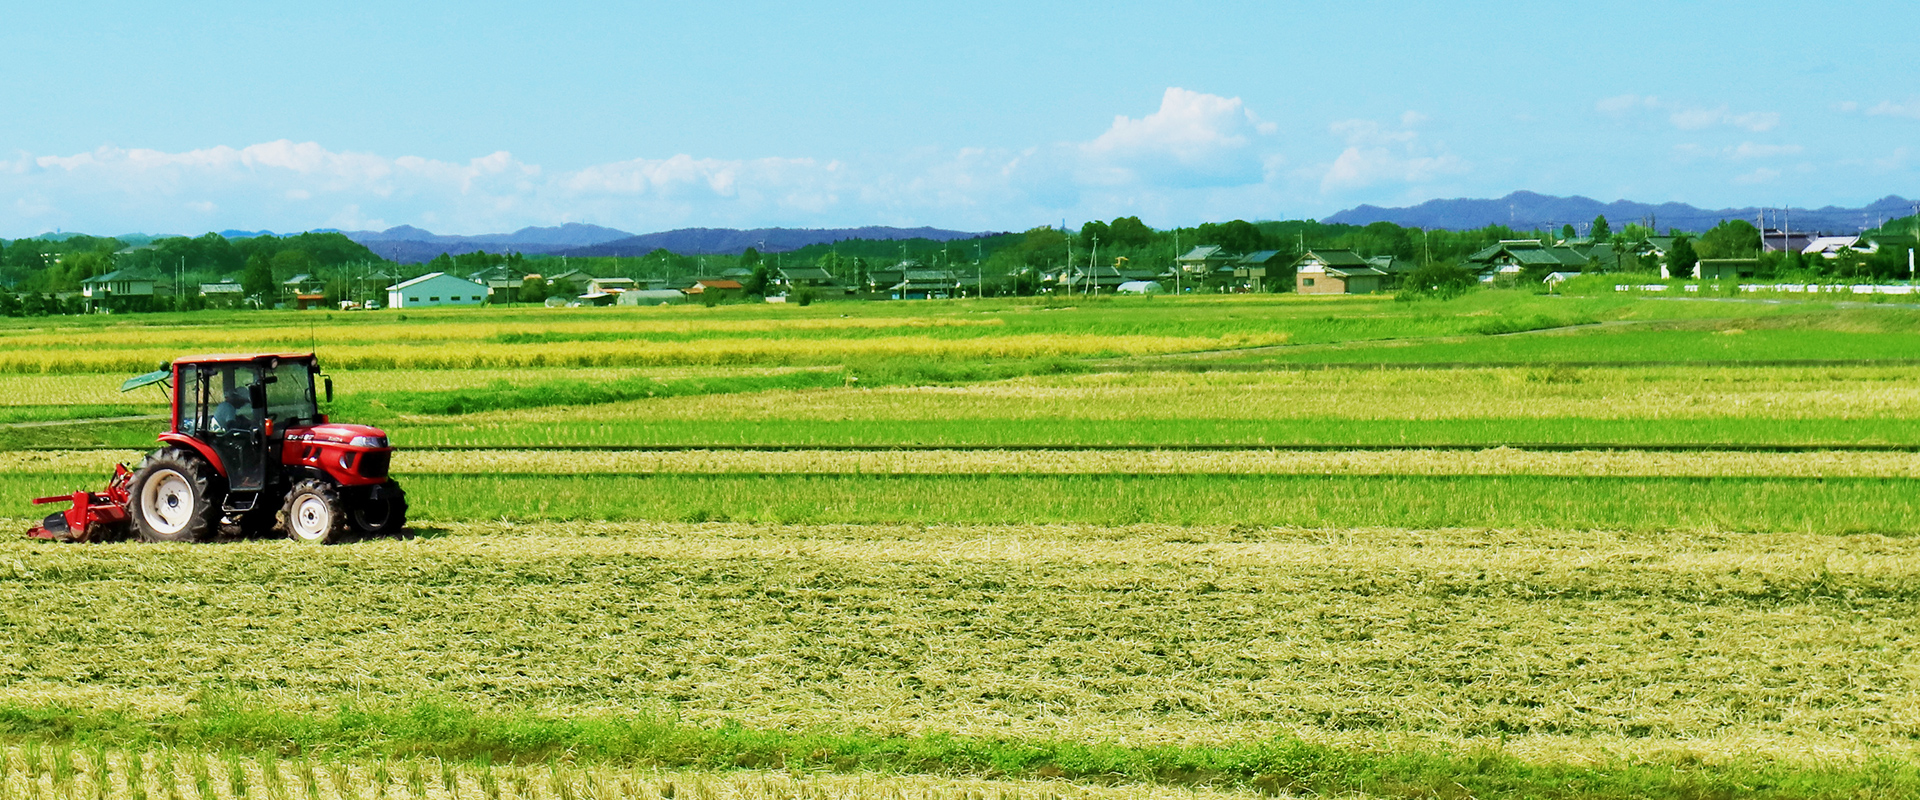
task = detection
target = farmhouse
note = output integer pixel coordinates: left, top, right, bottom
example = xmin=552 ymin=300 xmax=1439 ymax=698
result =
xmin=467 ymin=265 xmax=527 ymax=300
xmin=891 ymin=269 xmax=962 ymax=300
xmin=80 ymin=270 xmax=157 ymax=311
xmin=1233 ymin=250 xmax=1290 ymax=291
xmin=778 ymin=266 xmax=838 ymax=290
xmin=385 ymin=272 xmax=488 ymax=309
xmin=1466 ymin=240 xmax=1594 ymax=281
xmin=684 ymin=278 xmax=744 ymax=299
xmin=198 ymin=280 xmax=246 ymax=307
xmin=1175 ymin=246 xmax=1234 ymax=278
xmin=1293 ymin=249 xmax=1388 ymax=294
xmin=1804 ymin=236 xmax=1878 ymax=259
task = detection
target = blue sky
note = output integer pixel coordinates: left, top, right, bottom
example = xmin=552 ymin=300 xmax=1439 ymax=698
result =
xmin=2 ymin=0 xmax=1915 ymax=236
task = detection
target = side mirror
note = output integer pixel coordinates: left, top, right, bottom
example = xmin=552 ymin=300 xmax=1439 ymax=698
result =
xmin=249 ymin=383 xmax=269 ymax=412
xmin=324 ymin=377 xmax=334 ymax=403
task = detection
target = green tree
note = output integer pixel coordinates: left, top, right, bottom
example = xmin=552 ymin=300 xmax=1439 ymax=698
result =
xmin=1590 ymin=215 xmax=1611 ymax=240
xmin=1695 ymin=220 xmax=1763 ymax=259
xmin=241 ymin=254 xmax=275 ymax=304
xmin=1560 ymin=223 xmax=1576 ymax=241
xmin=746 ymin=262 xmax=773 ymax=296
xmin=518 ymin=276 xmax=549 ymax=303
xmin=1107 ymin=216 xmax=1154 ymax=248
xmin=1397 ymin=261 xmax=1477 ymax=299
xmin=1194 ymin=220 xmax=1265 ymax=253
xmin=1667 ymin=236 xmax=1697 ymax=279
xmin=739 ymin=247 xmax=762 ymax=269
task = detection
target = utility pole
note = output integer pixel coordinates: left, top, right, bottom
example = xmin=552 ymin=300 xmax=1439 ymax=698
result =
xmin=1090 ymin=236 xmax=1100 ymax=297
xmin=975 ymin=242 xmax=983 ymax=298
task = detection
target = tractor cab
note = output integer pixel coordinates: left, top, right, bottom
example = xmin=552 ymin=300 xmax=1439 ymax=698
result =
xmin=163 ymin=354 xmax=329 ymax=494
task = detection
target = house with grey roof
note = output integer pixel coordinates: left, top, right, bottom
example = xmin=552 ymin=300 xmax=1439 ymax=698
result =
xmin=777 ymin=265 xmax=838 ymax=290
xmin=1293 ymin=250 xmax=1388 ymax=294
xmin=1175 ymin=245 xmax=1235 ymax=277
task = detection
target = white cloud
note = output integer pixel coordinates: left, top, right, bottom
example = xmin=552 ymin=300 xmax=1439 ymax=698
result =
xmin=1596 ymin=94 xmax=1658 ymax=115
xmin=1867 ymin=99 xmax=1920 ymax=119
xmin=1669 ymin=105 xmax=1778 ymax=132
xmin=1076 ymin=87 xmax=1273 ymax=187
xmin=1675 ymin=142 xmax=1804 ymax=161
xmin=1598 ymin=94 xmax=1778 ymax=132
xmin=0 ymin=90 xmax=1468 ymax=235
xmin=1318 ymin=117 xmax=1464 ymax=194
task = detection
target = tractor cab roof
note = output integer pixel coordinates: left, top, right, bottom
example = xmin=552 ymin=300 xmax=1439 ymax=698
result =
xmin=171 ymin=352 xmax=316 ymax=366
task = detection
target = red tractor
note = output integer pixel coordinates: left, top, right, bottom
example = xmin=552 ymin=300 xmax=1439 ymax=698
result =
xmin=29 ymin=353 xmax=404 ymax=544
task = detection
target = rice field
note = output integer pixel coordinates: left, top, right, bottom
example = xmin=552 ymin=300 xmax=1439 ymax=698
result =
xmin=10 ymin=293 xmax=1920 ymax=797
xmin=0 ymin=746 xmax=1257 ymax=800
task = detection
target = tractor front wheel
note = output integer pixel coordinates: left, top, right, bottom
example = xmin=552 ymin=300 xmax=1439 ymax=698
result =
xmin=129 ymin=449 xmax=222 ymax=543
xmin=349 ymin=481 xmax=408 ymax=538
xmin=278 ymin=479 xmax=348 ymax=545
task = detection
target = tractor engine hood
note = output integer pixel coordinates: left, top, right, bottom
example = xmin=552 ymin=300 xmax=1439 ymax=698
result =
xmin=291 ymin=423 xmax=392 ymax=448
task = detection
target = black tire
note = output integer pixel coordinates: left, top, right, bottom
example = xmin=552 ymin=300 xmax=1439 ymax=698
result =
xmin=349 ymin=481 xmax=408 ymax=538
xmin=129 ymin=448 xmax=222 ymax=543
xmin=277 ymin=479 xmax=348 ymax=545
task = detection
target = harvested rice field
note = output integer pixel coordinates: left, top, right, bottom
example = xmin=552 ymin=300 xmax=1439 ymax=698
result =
xmin=10 ymin=293 xmax=1920 ymax=798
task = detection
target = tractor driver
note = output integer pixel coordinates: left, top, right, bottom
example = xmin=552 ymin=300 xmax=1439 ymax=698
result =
xmin=211 ymin=384 xmax=257 ymax=432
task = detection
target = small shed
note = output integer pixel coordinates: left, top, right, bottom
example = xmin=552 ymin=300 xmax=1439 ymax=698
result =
xmin=618 ymin=289 xmax=687 ymax=306
xmin=385 ymin=272 xmax=488 ymax=308
xmin=1697 ymin=258 xmax=1759 ymax=280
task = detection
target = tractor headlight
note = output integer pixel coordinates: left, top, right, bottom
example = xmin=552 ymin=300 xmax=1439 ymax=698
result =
xmin=349 ymin=435 xmax=388 ymax=448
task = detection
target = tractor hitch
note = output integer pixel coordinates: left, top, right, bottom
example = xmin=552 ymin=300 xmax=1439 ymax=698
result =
xmin=26 ymin=464 xmax=133 ymax=543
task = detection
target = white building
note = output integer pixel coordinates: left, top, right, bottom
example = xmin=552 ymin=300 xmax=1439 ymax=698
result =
xmin=385 ymin=272 xmax=488 ymax=309
xmin=1803 ymin=236 xmax=1879 ymax=259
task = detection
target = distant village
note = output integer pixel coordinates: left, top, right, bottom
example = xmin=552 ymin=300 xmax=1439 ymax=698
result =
xmin=10 ymin=213 xmax=1915 ymax=314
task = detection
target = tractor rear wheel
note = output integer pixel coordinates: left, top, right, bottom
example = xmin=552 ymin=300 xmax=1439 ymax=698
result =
xmin=278 ymin=479 xmax=348 ymax=545
xmin=349 ymin=481 xmax=408 ymax=538
xmin=129 ymin=449 xmax=221 ymax=543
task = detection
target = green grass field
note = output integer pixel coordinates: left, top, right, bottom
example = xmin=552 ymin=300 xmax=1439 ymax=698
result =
xmin=8 ymin=291 xmax=1920 ymax=798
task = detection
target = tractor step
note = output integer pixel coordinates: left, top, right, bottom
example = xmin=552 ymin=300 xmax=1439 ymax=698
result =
xmin=222 ymin=492 xmax=262 ymax=514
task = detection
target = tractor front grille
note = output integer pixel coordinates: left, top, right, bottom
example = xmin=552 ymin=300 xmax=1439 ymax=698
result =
xmin=358 ymin=450 xmax=391 ymax=479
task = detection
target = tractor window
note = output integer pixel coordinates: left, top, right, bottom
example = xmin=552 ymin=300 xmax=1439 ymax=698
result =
xmin=264 ymin=362 xmax=320 ymax=426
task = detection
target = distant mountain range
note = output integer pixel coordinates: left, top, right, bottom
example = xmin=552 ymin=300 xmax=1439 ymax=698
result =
xmin=332 ymin=224 xmax=992 ymax=263
xmin=1322 ymin=191 xmax=1918 ymax=234
xmin=339 ymin=223 xmax=633 ymax=262
xmin=555 ymin=226 xmax=994 ymax=258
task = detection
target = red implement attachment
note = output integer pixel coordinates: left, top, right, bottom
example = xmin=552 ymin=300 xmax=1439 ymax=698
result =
xmin=27 ymin=464 xmax=133 ymax=543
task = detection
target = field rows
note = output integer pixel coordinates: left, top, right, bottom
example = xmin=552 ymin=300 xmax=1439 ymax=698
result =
xmin=24 ymin=448 xmax=1920 ymax=478
xmin=3 ymin=523 xmax=1917 ymax=764
xmin=0 ymin=747 xmax=1241 ymax=800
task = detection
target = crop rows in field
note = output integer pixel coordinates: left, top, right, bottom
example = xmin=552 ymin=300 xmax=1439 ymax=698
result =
xmin=3 ymin=523 xmax=1917 ymax=764
xmin=25 ymin=447 xmax=1920 ymax=479
xmin=0 ymin=746 xmax=1236 ymax=800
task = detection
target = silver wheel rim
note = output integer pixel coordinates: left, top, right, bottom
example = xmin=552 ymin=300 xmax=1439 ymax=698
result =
xmin=291 ymin=493 xmax=332 ymax=540
xmin=140 ymin=468 xmax=193 ymax=535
